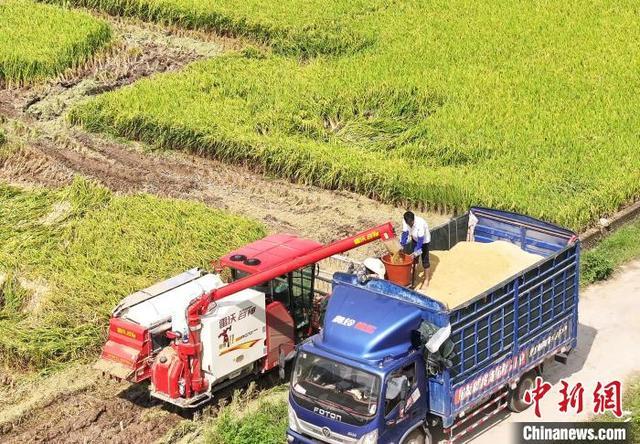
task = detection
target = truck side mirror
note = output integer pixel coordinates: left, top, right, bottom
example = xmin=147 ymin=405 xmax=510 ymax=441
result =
xmin=386 ymin=375 xmax=404 ymax=400
xmin=386 ymin=375 xmax=409 ymax=402
xmin=426 ymin=323 xmax=451 ymax=353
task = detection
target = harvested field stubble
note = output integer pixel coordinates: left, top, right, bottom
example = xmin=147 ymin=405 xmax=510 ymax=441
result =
xmin=67 ymin=0 xmax=640 ymax=230
xmin=0 ymin=178 xmax=265 ymax=369
xmin=0 ymin=0 xmax=112 ymax=84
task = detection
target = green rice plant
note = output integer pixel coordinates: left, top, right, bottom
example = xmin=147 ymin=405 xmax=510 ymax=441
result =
xmin=0 ymin=178 xmax=265 ymax=368
xmin=68 ymin=0 xmax=640 ymax=230
xmin=38 ymin=0 xmax=382 ymax=57
xmin=0 ymin=0 xmax=111 ymax=84
xmin=0 ymin=272 xmax=30 ymax=315
xmin=581 ymin=218 xmax=640 ymax=285
xmin=205 ymin=384 xmax=288 ymax=444
xmin=0 ymin=129 xmax=5 ymax=146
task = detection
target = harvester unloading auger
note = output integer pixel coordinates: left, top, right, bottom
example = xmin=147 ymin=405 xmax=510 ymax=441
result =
xmin=96 ymin=223 xmax=395 ymax=407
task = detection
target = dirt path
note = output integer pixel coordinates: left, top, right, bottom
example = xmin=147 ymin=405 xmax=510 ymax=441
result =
xmin=0 ymin=130 xmax=447 ymax=245
xmin=0 ymin=16 xmax=235 ymax=121
xmin=0 ymin=376 xmax=181 ymax=444
xmin=467 ymin=260 xmax=640 ymax=443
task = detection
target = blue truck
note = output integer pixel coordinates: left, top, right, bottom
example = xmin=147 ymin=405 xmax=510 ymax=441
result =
xmin=287 ymin=208 xmax=580 ymax=444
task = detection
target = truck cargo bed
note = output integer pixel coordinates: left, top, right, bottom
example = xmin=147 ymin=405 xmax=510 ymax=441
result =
xmin=425 ymin=208 xmax=579 ymax=427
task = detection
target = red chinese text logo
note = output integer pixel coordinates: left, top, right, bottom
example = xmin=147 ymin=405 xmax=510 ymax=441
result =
xmin=524 ymin=378 xmax=623 ymax=418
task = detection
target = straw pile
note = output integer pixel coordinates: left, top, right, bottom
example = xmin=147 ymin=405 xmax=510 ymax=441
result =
xmin=421 ymin=241 xmax=543 ymax=309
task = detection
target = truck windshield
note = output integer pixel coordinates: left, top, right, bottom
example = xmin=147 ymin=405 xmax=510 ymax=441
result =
xmin=291 ymin=351 xmax=380 ymax=423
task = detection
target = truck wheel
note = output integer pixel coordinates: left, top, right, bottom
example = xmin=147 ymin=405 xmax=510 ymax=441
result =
xmin=508 ymin=371 xmax=536 ymax=413
xmin=404 ymin=427 xmax=431 ymax=444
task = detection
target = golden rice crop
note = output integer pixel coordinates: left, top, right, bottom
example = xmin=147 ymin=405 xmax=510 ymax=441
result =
xmin=38 ymin=0 xmax=381 ymax=57
xmin=0 ymin=178 xmax=265 ymax=368
xmin=0 ymin=0 xmax=111 ymax=84
xmin=67 ymin=0 xmax=640 ymax=230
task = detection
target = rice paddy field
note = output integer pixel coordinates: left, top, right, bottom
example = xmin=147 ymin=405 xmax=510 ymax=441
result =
xmin=38 ymin=0 xmax=383 ymax=57
xmin=2 ymin=1 xmax=640 ymax=442
xmin=0 ymin=177 xmax=264 ymax=369
xmin=0 ymin=0 xmax=111 ymax=84
xmin=60 ymin=0 xmax=640 ymax=231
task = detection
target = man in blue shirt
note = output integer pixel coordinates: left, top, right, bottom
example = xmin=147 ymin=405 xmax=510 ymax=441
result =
xmin=400 ymin=211 xmax=431 ymax=287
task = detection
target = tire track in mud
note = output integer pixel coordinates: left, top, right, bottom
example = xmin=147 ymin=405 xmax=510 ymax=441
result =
xmin=23 ymin=128 xmax=427 ymax=243
xmin=0 ymin=378 xmax=181 ymax=444
xmin=0 ymin=368 xmax=289 ymax=443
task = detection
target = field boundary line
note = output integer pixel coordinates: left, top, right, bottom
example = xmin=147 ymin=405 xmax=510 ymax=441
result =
xmin=580 ymin=199 xmax=640 ymax=248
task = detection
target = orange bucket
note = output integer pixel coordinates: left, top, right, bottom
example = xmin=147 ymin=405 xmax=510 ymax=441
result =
xmin=381 ymin=253 xmax=414 ymax=287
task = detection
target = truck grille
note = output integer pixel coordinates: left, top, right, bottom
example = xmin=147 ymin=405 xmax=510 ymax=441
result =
xmin=298 ymin=417 xmax=357 ymax=444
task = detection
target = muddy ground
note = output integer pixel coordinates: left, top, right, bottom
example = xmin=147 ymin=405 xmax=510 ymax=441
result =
xmin=0 ymin=367 xmax=286 ymax=444
xmin=0 ymin=12 xmax=447 ymax=444
xmin=1 ymin=377 xmax=179 ymax=444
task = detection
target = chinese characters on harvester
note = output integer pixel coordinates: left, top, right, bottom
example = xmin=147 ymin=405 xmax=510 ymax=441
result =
xmin=218 ymin=305 xmax=257 ymax=329
xmin=524 ymin=377 xmax=623 ymax=418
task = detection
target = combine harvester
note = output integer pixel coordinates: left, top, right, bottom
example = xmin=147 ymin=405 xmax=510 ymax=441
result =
xmin=287 ymin=208 xmax=580 ymax=444
xmin=96 ymin=223 xmax=395 ymax=407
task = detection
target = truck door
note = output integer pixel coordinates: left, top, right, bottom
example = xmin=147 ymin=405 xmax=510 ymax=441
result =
xmin=288 ymin=265 xmax=315 ymax=334
xmin=380 ymin=359 xmax=428 ymax=444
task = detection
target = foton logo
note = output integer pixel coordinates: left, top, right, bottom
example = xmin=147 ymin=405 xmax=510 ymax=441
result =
xmin=313 ymin=407 xmax=342 ymax=422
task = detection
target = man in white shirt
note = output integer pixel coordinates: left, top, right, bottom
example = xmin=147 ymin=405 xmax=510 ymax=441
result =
xmin=400 ymin=211 xmax=431 ymax=287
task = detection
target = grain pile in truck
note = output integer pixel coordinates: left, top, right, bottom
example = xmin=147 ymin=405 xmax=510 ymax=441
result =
xmin=423 ymin=240 xmax=544 ymax=308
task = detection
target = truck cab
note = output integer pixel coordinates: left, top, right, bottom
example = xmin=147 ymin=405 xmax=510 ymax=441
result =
xmin=289 ymin=345 xmax=431 ymax=444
